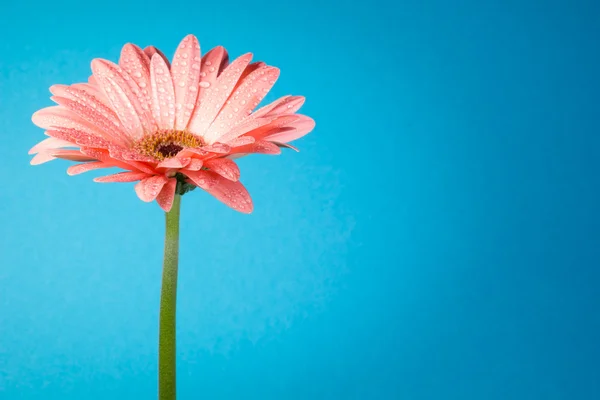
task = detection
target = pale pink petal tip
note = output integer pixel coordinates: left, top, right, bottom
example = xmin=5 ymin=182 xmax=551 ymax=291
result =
xmin=30 ymin=152 xmax=56 ymax=165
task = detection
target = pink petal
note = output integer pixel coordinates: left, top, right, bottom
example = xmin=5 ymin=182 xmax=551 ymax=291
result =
xmin=156 ymin=157 xmax=190 ymax=169
xmin=94 ymin=171 xmax=150 ymax=183
xmin=205 ymin=158 xmax=240 ymax=181
xmin=177 ymin=147 xmax=209 ymax=158
xmin=273 ymin=141 xmax=300 ymax=152
xmin=171 ymin=35 xmax=201 ymax=130
xmin=232 ymin=140 xmax=282 ymax=155
xmin=30 ymin=151 xmax=56 ymax=165
xmin=32 ymin=106 xmax=111 ymax=140
xmin=50 ymin=149 xmax=98 ymax=162
xmin=264 ymin=115 xmax=316 ymax=143
xmin=91 ymin=59 xmax=145 ymax=140
xmin=74 ymin=82 xmax=111 ymax=105
xmin=119 ymin=44 xmax=156 ymax=130
xmin=254 ymin=95 xmax=305 ymax=117
xmin=135 ymin=175 xmax=169 ymax=202
xmin=144 ymin=46 xmax=171 ymax=68
xmin=188 ymin=53 xmax=253 ymax=139
xmin=198 ymin=46 xmax=229 ymax=101
xmin=51 ymin=96 xmax=130 ymax=147
xmin=47 ymin=128 xmax=110 ymax=149
xmin=184 ymin=158 xmax=204 ymax=171
xmin=50 ymin=84 xmax=122 ymax=127
xmin=219 ymin=114 xmax=299 ymax=144
xmin=228 ymin=136 xmax=255 ymax=148
xmin=81 ymin=147 xmax=156 ymax=174
xmin=250 ymin=140 xmax=282 ymax=155
xmin=186 ymin=170 xmax=253 ymax=213
xmin=203 ymin=142 xmax=231 ymax=154
xmin=107 ymin=145 xmax=156 ymax=162
xmin=150 ymin=54 xmax=176 ymax=130
xmin=234 ymin=62 xmax=266 ymax=90
xmin=252 ymin=95 xmax=289 ymax=117
xmin=29 ymin=137 xmax=74 ymax=155
xmin=156 ymin=178 xmax=177 ymax=212
xmin=205 ymin=66 xmax=280 ymax=144
xmin=67 ymin=161 xmax=109 ymax=176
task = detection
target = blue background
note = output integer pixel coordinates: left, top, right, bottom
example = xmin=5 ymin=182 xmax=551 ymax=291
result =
xmin=1 ymin=0 xmax=599 ymax=398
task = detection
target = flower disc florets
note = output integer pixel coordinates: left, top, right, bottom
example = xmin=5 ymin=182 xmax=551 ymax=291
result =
xmin=135 ymin=129 xmax=203 ymax=161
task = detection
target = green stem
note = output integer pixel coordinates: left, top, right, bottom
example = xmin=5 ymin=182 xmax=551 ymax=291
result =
xmin=159 ymin=194 xmax=181 ymax=400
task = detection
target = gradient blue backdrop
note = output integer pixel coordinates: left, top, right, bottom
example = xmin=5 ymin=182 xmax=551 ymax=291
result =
xmin=1 ymin=0 xmax=599 ymax=398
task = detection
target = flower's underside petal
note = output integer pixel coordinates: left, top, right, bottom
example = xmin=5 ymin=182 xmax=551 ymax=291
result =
xmin=135 ymin=175 xmax=169 ymax=202
xmin=187 ymin=53 xmax=252 ymax=138
xmin=183 ymin=158 xmax=204 ymax=171
xmin=204 ymin=158 xmax=240 ymax=181
xmin=94 ymin=171 xmax=151 ymax=183
xmin=150 ymin=54 xmax=176 ymax=130
xmin=185 ymin=170 xmax=253 ymax=213
xmin=156 ymin=178 xmax=178 ymax=212
xmin=67 ymin=161 xmax=111 ymax=176
xmin=156 ymin=157 xmax=190 ymax=169
xmin=171 ymin=35 xmax=201 ymax=130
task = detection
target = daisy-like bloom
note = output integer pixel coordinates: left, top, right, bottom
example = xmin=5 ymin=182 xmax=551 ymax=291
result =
xmin=30 ymin=34 xmax=314 ymax=213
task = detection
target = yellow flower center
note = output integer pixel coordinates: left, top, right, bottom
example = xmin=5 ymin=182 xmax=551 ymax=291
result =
xmin=135 ymin=130 xmax=203 ymax=161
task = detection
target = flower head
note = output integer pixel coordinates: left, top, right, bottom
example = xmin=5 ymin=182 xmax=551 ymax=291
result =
xmin=30 ymin=34 xmax=315 ymax=213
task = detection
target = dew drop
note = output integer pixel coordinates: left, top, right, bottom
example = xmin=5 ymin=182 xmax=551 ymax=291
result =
xmin=199 ymin=81 xmax=210 ymax=88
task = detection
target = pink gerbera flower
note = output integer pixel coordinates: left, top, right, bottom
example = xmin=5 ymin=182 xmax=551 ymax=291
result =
xmin=30 ymin=34 xmax=314 ymax=213
xmin=29 ymin=35 xmax=314 ymax=399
